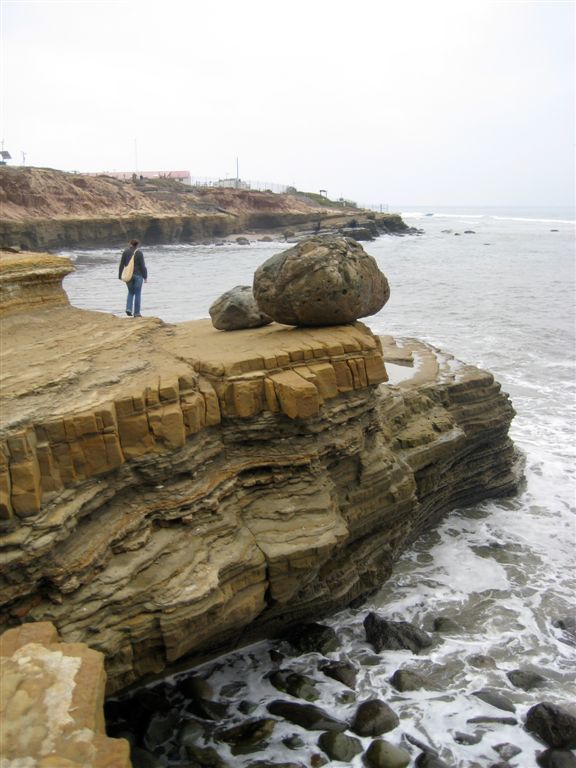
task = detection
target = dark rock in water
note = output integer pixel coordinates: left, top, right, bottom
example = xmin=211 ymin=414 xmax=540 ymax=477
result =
xmin=245 ymin=761 xmax=307 ymax=768
xmin=433 ymin=616 xmax=461 ymax=634
xmin=176 ymin=674 xmax=214 ymax=701
xmin=286 ymin=622 xmax=339 ymax=654
xmin=506 ymin=668 xmax=547 ymax=690
xmin=415 ymin=753 xmax=451 ymax=768
xmin=219 ymin=681 xmax=247 ymax=698
xmin=467 ymin=653 xmax=497 ymax=669
xmin=259 ymin=236 xmax=273 ymax=242
xmin=108 ymin=687 xmax=172 ymax=737
xmin=335 ymin=690 xmax=357 ymax=705
xmin=364 ymin=612 xmax=433 ymax=653
xmin=236 ymin=237 xmax=250 ymax=245
xmin=216 ymin=718 xmax=276 ymax=755
xmin=266 ymin=700 xmax=347 ymax=731
xmin=358 ymin=652 xmax=383 ymax=666
xmin=310 ymin=755 xmax=329 ymax=768
xmin=467 ymin=716 xmax=518 ymax=725
xmin=472 ymin=688 xmax=516 ymax=713
xmin=553 ymin=616 xmax=576 ymax=646
xmin=144 ymin=711 xmax=181 ymax=752
xmin=184 ymin=743 xmax=229 ymax=766
xmin=390 ymin=669 xmax=435 ymax=692
xmin=268 ymin=669 xmax=320 ymax=701
xmin=453 ymin=730 xmax=482 ymax=745
xmin=525 ymin=702 xmax=576 ymax=749
xmin=317 ymin=731 xmax=363 ymax=761
xmin=178 ymin=718 xmax=210 ymax=748
xmin=319 ymin=660 xmax=358 ymax=689
xmin=185 ymin=697 xmax=229 ymax=721
xmin=464 ymin=230 xmax=476 ymax=234
xmin=350 ymin=698 xmax=399 ymax=736
xmin=537 ymin=748 xmax=576 ymax=767
xmin=494 ymin=742 xmax=522 ymax=760
xmin=209 ymin=285 xmax=273 ymax=331
xmin=282 ymin=733 xmax=306 ymax=750
xmin=130 ymin=746 xmax=164 ymax=768
xmin=253 ymin=236 xmax=390 ymax=326
xmin=364 ymin=739 xmax=411 ymax=767
xmin=238 ymin=700 xmax=259 ymax=715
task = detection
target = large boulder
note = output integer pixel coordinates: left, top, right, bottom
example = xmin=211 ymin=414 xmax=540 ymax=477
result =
xmin=525 ymin=702 xmax=576 ymax=749
xmin=209 ymin=285 xmax=273 ymax=331
xmin=350 ymin=699 xmax=399 ymax=736
xmin=253 ymin=236 xmax=390 ymax=326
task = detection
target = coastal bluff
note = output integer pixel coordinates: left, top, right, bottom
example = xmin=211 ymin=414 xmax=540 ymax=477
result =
xmin=0 ymin=251 xmax=521 ymax=705
xmin=0 ymin=166 xmax=409 ymax=251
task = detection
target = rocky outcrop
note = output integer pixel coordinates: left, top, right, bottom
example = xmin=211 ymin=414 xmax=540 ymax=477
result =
xmin=0 ymin=252 xmax=521 ymax=695
xmin=0 ymin=621 xmax=130 ymax=766
xmin=0 ymin=251 xmax=74 ymax=314
xmin=253 ymin=236 xmax=390 ymax=326
xmin=0 ymin=166 xmax=409 ymax=251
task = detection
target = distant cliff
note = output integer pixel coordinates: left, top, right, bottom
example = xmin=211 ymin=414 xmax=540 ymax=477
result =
xmin=0 ymin=167 xmax=408 ymax=251
xmin=0 ymin=251 xmax=522 ymax=694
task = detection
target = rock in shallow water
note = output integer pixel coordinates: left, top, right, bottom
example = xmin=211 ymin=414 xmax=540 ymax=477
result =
xmin=364 ymin=739 xmax=411 ymax=768
xmin=364 ymin=612 xmax=433 ymax=653
xmin=350 ymin=699 xmax=399 ymax=736
xmin=317 ymin=731 xmax=363 ymax=761
xmin=525 ymin=702 xmax=576 ymax=749
xmin=266 ymin=700 xmax=347 ymax=732
xmin=253 ymin=236 xmax=390 ymax=326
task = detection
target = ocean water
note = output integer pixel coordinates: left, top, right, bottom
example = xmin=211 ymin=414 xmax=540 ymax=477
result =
xmin=63 ymin=210 xmax=575 ymax=766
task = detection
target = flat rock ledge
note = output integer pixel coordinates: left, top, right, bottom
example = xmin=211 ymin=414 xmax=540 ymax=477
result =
xmin=0 ymin=252 xmax=521 ymax=698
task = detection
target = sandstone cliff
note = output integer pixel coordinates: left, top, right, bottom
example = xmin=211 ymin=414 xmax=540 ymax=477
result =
xmin=0 ymin=252 xmax=521 ymax=696
xmin=0 ymin=167 xmax=407 ymax=251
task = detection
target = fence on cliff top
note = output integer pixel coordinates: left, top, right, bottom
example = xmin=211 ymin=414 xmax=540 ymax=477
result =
xmin=190 ymin=176 xmax=390 ymax=213
xmin=190 ymin=176 xmax=289 ymax=194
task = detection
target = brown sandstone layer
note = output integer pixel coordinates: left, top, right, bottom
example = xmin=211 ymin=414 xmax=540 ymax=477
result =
xmin=0 ymin=166 xmax=407 ymax=251
xmin=0 ymin=252 xmax=521 ymax=696
xmin=0 ymin=621 xmax=130 ymax=766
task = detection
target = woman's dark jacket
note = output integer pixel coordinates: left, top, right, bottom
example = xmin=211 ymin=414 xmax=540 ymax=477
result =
xmin=119 ymin=247 xmax=147 ymax=280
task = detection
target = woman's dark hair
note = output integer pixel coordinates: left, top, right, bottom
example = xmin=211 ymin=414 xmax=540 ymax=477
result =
xmin=129 ymin=239 xmax=139 ymax=247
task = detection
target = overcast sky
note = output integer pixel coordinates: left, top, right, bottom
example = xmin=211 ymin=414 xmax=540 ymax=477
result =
xmin=1 ymin=0 xmax=574 ymax=208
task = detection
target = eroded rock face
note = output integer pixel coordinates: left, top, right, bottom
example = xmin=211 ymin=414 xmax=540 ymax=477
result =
xmin=253 ymin=236 xmax=390 ymax=326
xmin=209 ymin=285 xmax=273 ymax=331
xmin=0 ymin=253 xmax=521 ymax=694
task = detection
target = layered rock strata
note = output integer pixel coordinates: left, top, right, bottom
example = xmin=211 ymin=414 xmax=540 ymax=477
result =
xmin=0 ymin=621 xmax=130 ymax=766
xmin=0 ymin=252 xmax=520 ymax=695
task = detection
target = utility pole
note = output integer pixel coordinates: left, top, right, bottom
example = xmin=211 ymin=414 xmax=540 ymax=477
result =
xmin=134 ymin=139 xmax=138 ymax=173
xmin=21 ymin=151 xmax=26 ymax=166
xmin=236 ymin=157 xmax=239 ymax=188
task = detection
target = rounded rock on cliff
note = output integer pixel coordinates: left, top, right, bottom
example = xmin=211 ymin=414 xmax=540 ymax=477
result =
xmin=252 ymin=236 xmax=390 ymax=327
xmin=209 ymin=285 xmax=273 ymax=331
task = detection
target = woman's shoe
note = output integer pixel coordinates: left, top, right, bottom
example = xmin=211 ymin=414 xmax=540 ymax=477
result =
xmin=126 ymin=310 xmax=132 ymax=316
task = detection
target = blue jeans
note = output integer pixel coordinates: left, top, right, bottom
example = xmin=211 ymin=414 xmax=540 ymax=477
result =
xmin=126 ymin=274 xmax=144 ymax=315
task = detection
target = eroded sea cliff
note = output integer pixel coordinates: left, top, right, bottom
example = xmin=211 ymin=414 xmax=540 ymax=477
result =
xmin=0 ymin=251 xmax=521 ymax=712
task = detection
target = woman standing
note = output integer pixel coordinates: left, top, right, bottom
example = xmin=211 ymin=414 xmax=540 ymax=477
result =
xmin=118 ymin=239 xmax=148 ymax=317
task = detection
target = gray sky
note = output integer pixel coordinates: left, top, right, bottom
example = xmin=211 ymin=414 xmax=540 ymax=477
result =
xmin=1 ymin=0 xmax=574 ymax=208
